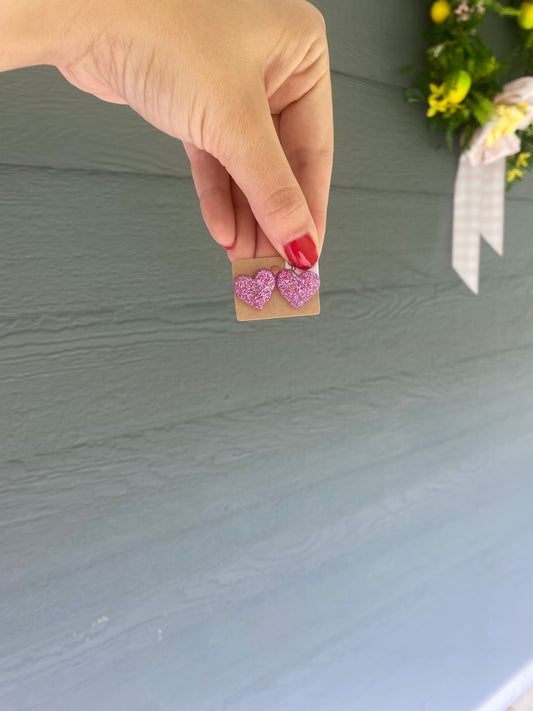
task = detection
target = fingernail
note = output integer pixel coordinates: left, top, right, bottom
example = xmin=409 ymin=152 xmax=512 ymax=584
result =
xmin=223 ymin=235 xmax=238 ymax=251
xmin=284 ymin=233 xmax=318 ymax=270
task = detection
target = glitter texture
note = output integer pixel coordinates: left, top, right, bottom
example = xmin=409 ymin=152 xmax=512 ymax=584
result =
xmin=233 ymin=269 xmax=276 ymax=309
xmin=276 ymin=269 xmax=320 ymax=308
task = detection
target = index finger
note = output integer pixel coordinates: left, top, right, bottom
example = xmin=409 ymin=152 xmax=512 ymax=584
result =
xmin=277 ymin=69 xmax=334 ymax=255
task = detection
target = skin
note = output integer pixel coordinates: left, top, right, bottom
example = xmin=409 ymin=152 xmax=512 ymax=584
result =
xmin=0 ymin=0 xmax=333 ymax=264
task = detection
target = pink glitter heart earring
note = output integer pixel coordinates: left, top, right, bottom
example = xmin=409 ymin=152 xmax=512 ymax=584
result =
xmin=233 ymin=268 xmax=276 ymax=309
xmin=275 ymin=267 xmax=320 ymax=308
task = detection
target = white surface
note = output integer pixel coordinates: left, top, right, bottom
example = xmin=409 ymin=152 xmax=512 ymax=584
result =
xmin=474 ymin=662 xmax=533 ymax=711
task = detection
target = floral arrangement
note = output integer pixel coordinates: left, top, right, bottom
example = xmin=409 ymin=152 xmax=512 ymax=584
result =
xmin=404 ymin=0 xmax=533 ymax=189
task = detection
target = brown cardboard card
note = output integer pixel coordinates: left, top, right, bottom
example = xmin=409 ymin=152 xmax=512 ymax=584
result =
xmin=232 ymin=256 xmax=320 ymax=321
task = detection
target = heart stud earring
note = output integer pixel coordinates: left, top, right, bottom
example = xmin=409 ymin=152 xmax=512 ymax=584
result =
xmin=233 ymin=268 xmax=276 ymax=309
xmin=275 ymin=267 xmax=320 ymax=308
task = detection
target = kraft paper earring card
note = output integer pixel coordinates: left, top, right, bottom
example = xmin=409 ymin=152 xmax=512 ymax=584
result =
xmin=232 ymin=256 xmax=320 ymax=321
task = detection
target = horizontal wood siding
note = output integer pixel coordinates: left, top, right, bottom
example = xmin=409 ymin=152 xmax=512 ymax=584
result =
xmin=1 ymin=3 xmax=532 ymax=710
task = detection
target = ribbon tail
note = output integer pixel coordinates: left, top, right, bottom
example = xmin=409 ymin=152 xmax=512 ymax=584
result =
xmin=453 ymin=158 xmax=482 ymax=294
xmin=479 ymin=157 xmax=505 ymax=256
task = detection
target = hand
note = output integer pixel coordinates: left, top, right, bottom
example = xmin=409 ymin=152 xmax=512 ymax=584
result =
xmin=50 ymin=0 xmax=334 ymax=267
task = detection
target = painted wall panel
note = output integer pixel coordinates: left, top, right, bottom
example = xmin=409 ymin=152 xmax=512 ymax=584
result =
xmin=1 ymin=2 xmax=532 ymax=710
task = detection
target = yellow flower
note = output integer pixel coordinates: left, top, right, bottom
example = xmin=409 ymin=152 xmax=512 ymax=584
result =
xmin=426 ymin=82 xmax=461 ymax=117
xmin=507 ymin=167 xmax=525 ymax=182
xmin=485 ymin=103 xmax=530 ymax=148
xmin=516 ymin=152 xmax=531 ymax=168
xmin=427 ymin=83 xmax=444 ymax=117
xmin=427 ymin=100 xmax=449 ymax=117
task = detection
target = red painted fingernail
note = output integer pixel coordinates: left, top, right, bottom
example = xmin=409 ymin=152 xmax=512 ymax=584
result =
xmin=223 ymin=235 xmax=238 ymax=251
xmin=283 ymin=233 xmax=318 ymax=270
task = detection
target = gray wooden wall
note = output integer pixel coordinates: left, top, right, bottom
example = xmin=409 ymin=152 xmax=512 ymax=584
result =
xmin=2 ymin=2 xmax=533 ymax=710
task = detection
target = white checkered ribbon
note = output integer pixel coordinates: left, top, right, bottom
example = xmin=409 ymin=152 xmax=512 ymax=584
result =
xmin=452 ymin=77 xmax=533 ymax=294
xmin=453 ymin=157 xmax=505 ymax=294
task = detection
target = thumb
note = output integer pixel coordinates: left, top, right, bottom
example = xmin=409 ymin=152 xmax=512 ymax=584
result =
xmin=215 ymin=94 xmax=319 ymax=270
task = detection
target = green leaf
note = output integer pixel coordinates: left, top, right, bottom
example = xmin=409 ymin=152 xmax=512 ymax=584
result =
xmin=469 ymin=92 xmax=496 ymax=126
xmin=403 ymin=86 xmax=426 ymax=103
xmin=445 ymin=122 xmax=455 ymax=149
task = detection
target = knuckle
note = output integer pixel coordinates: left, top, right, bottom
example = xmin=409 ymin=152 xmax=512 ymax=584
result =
xmin=204 ymin=87 xmax=258 ymax=157
xmin=262 ymin=186 xmax=307 ymax=221
xmin=303 ymin=2 xmax=327 ymax=35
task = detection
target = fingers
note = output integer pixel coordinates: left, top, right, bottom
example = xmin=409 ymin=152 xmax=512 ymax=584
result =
xmin=186 ymin=67 xmax=334 ymax=267
xmin=227 ymin=177 xmax=260 ymax=260
xmin=184 ymin=141 xmax=260 ymax=259
xmin=278 ymin=71 xmax=334 ymax=251
xmin=254 ymin=114 xmax=284 ymax=259
xmin=183 ymin=141 xmax=236 ymax=250
xmin=213 ymin=88 xmax=321 ymax=270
